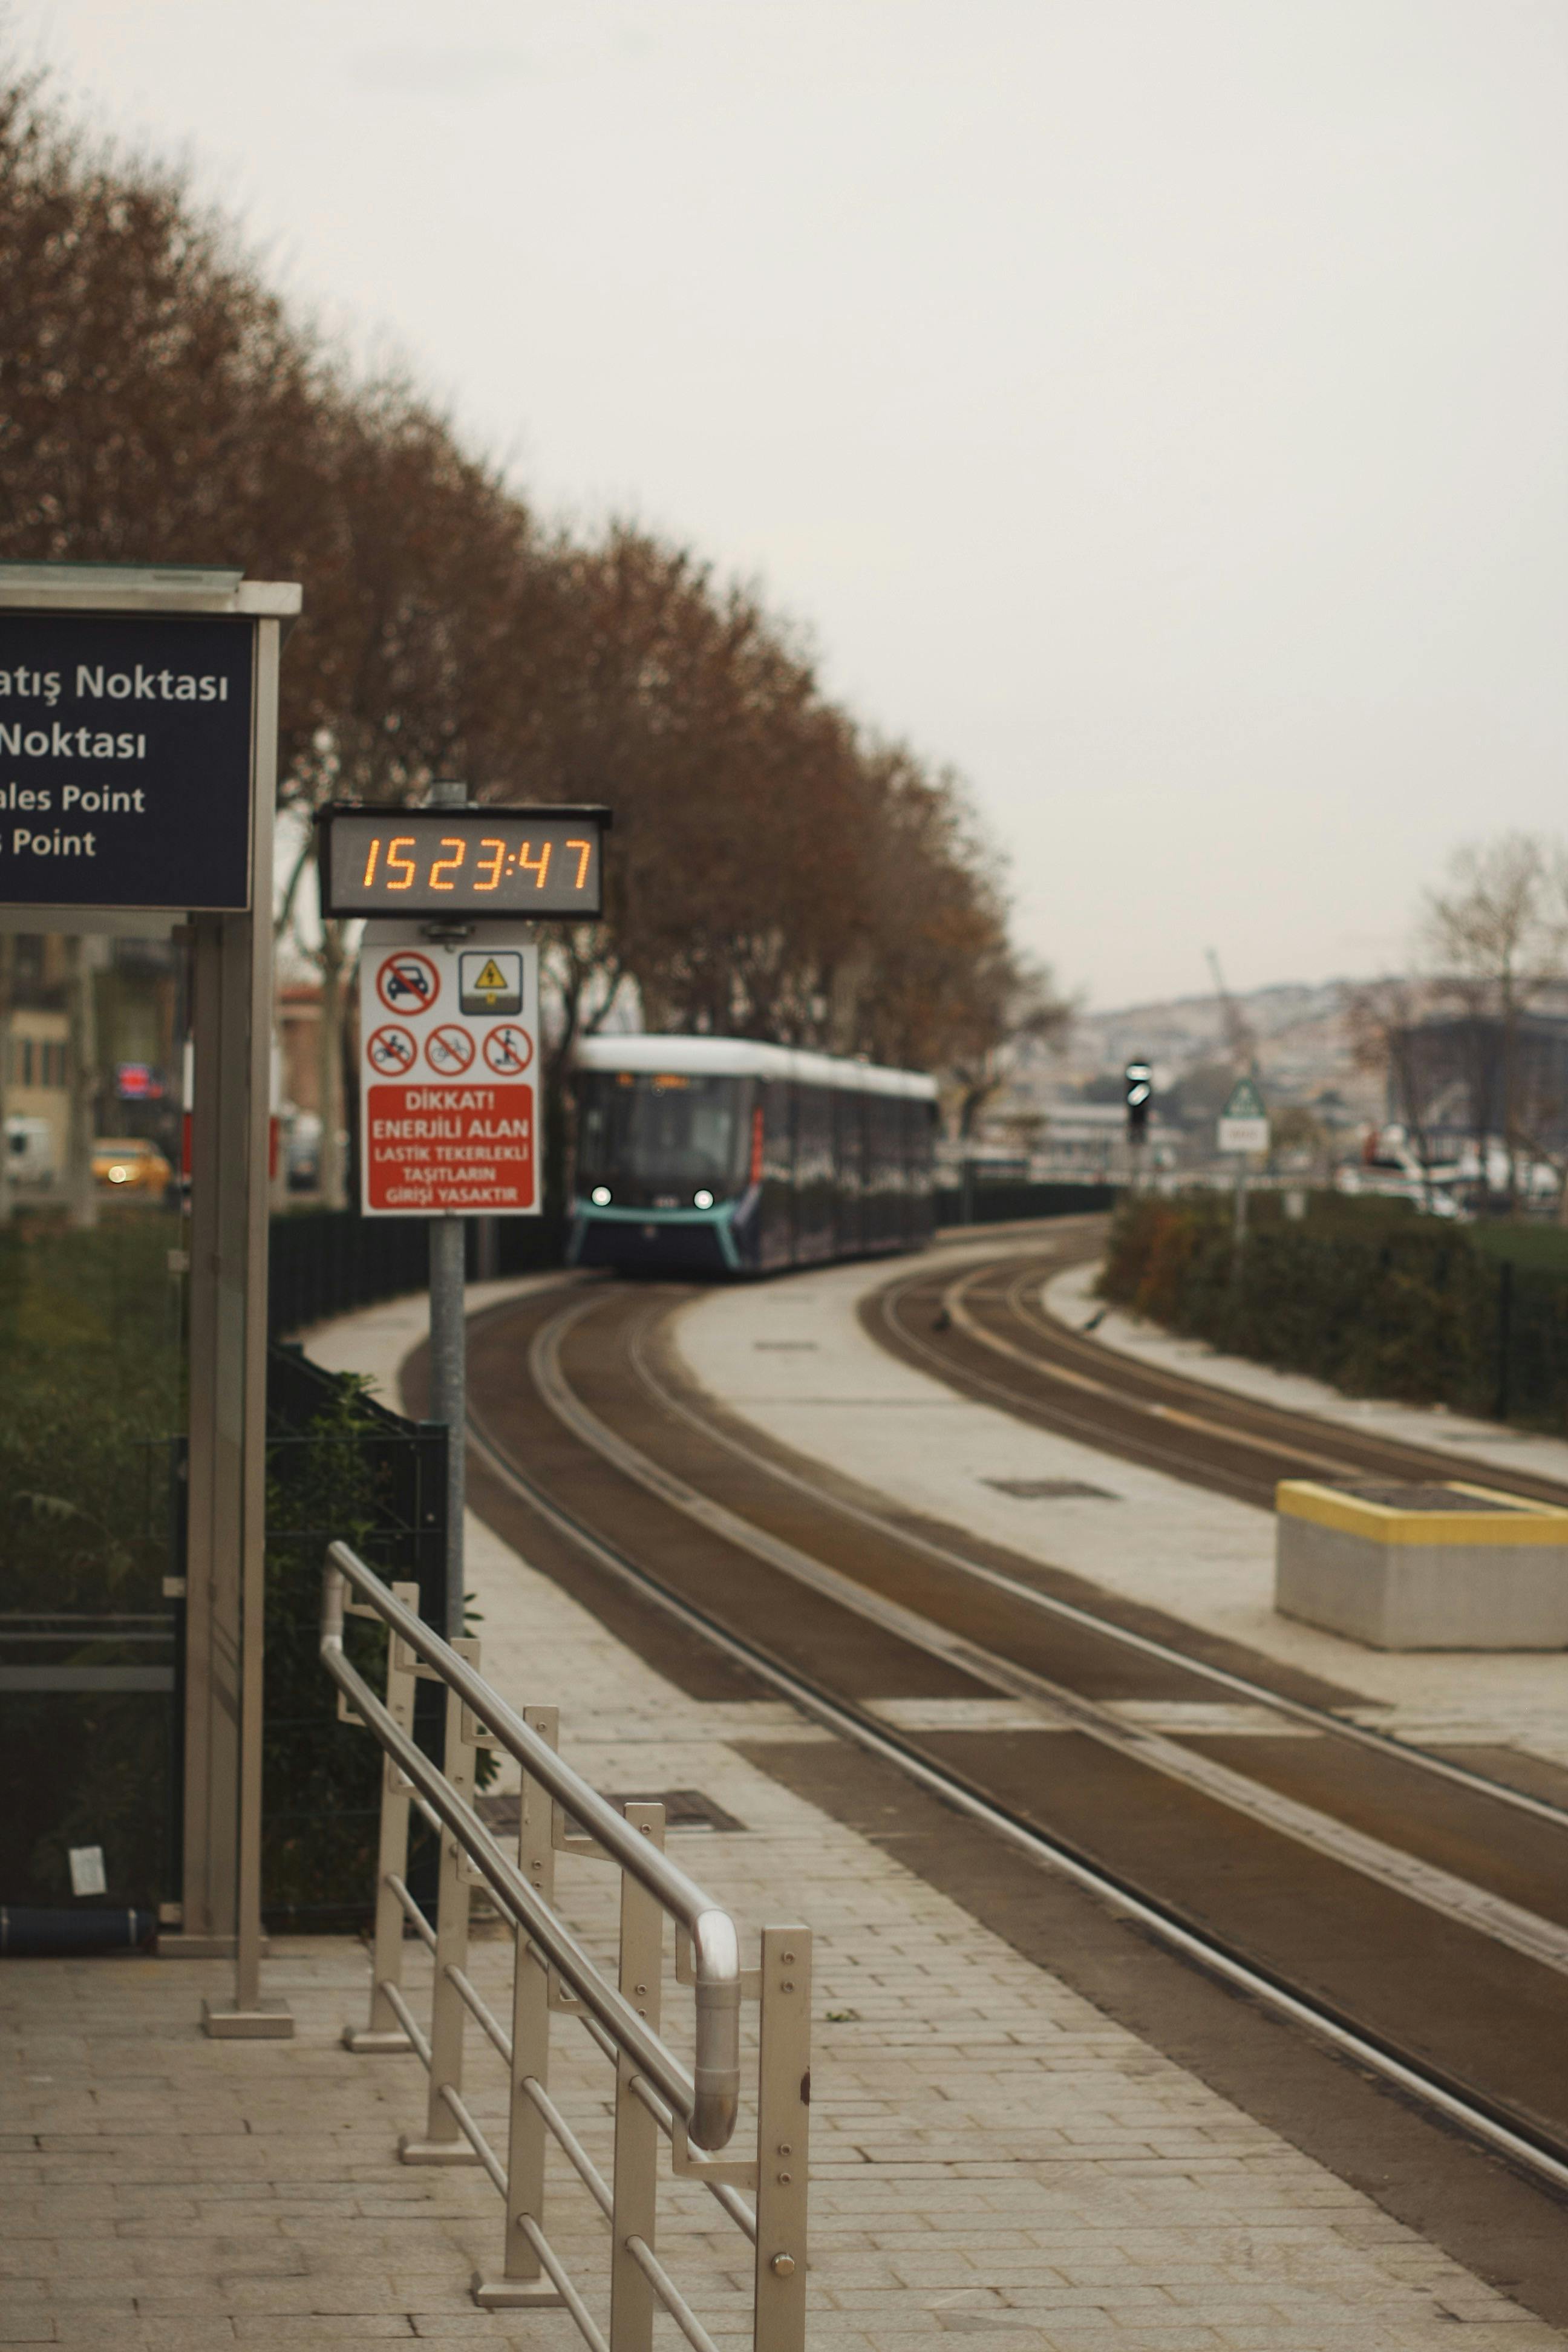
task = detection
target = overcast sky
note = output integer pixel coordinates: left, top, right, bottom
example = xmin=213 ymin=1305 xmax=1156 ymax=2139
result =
xmin=12 ymin=0 xmax=1567 ymax=1008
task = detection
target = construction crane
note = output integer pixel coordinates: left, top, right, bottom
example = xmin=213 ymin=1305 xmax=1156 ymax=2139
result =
xmin=1206 ymin=948 xmax=1256 ymax=1073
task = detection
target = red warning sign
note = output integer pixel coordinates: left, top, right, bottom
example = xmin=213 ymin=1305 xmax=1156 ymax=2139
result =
xmin=359 ymin=929 xmax=541 ymax=1215
xmin=364 ymin=1082 xmax=535 ymax=1213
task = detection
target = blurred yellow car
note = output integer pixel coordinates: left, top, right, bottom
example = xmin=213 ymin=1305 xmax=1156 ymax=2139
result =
xmin=92 ymin=1137 xmax=173 ymax=1195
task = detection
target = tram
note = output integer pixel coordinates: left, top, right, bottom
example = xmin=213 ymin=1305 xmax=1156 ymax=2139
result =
xmin=567 ymin=1034 xmax=939 ymax=1275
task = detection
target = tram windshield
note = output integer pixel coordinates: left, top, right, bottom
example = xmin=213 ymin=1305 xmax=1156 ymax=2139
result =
xmin=577 ymin=1071 xmax=745 ymax=1191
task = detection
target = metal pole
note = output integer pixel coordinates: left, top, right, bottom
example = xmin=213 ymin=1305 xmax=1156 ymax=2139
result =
xmin=430 ymin=1213 xmax=467 ymax=1641
xmin=204 ymin=611 xmax=291 ymax=2035
xmin=427 ymin=777 xmax=469 ymax=1642
xmin=1232 ymin=1156 xmax=1248 ymax=1261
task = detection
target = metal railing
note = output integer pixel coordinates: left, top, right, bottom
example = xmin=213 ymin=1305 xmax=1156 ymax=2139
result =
xmin=321 ymin=1541 xmax=811 ymax=2350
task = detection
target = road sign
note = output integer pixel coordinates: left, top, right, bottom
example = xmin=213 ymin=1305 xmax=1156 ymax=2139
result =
xmin=358 ymin=923 xmax=540 ymax=1215
xmin=0 ymin=609 xmax=256 ymax=909
xmin=1218 ymin=1075 xmax=1269 ymax=1156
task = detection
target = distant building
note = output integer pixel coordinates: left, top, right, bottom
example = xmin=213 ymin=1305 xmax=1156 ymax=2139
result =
xmin=1392 ymin=1011 xmax=1568 ymax=1154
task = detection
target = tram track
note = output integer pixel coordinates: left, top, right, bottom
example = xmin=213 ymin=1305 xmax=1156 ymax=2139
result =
xmin=444 ymin=1270 xmax=1568 ymax=2295
xmin=874 ymin=1221 xmax=1568 ymax=1518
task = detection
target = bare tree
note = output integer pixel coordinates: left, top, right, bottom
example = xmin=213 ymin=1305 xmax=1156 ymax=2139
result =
xmin=0 ymin=60 xmax=1062 ymax=1226
xmin=1421 ymin=834 xmax=1568 ymax=1209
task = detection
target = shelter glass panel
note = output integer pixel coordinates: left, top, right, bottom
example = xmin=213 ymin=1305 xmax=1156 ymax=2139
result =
xmin=1 ymin=925 xmax=189 ymax=1916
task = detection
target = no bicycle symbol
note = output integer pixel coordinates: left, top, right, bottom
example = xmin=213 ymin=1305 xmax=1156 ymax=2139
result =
xmin=376 ymin=951 xmax=439 ymax=1016
xmin=425 ymin=1024 xmax=475 ymax=1076
xmin=366 ymin=1025 xmax=417 ymax=1076
xmin=482 ymin=1024 xmax=534 ymax=1075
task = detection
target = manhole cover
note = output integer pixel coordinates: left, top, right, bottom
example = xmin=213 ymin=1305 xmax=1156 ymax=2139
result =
xmin=477 ymin=1788 xmax=745 ymax=1835
xmin=983 ymin=1477 xmax=1118 ymax=1501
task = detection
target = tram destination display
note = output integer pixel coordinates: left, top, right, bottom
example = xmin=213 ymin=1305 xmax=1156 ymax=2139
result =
xmin=320 ymin=804 xmax=608 ymax=919
xmin=0 ymin=610 xmax=255 ymax=909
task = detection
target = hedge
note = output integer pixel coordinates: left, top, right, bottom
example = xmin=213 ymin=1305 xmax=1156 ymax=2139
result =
xmin=1098 ymin=1192 xmax=1568 ymax=1432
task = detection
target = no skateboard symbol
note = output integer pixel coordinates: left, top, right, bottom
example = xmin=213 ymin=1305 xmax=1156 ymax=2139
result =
xmin=377 ymin=952 xmax=439 ymax=1016
xmin=425 ymin=1024 xmax=475 ymax=1076
xmin=482 ymin=1025 xmax=534 ymax=1075
xmin=366 ymin=1025 xmax=417 ymax=1076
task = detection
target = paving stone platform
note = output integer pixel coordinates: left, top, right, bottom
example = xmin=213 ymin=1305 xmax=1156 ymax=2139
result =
xmin=4 ymin=1275 xmax=1563 ymax=2349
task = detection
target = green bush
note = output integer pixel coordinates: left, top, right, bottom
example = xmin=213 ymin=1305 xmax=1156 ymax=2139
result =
xmin=1099 ymin=1192 xmax=1568 ymax=1431
xmin=0 ymin=1211 xmax=185 ymax=1613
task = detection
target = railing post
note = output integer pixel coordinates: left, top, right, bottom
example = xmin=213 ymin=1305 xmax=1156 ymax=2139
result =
xmin=400 ymin=1634 xmax=482 ymax=2164
xmin=344 ymin=1579 xmax=422 ymax=2053
xmin=610 ymin=1802 xmax=666 ymax=2352
xmin=472 ymin=1704 xmax=566 ymax=2313
xmin=753 ymin=1924 xmax=811 ymax=2352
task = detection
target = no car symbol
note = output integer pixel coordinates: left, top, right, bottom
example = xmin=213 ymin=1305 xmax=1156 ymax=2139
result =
xmin=376 ymin=952 xmax=439 ymax=1016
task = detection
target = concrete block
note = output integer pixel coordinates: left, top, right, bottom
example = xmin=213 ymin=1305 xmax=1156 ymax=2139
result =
xmin=1275 ymin=1479 xmax=1568 ymax=1648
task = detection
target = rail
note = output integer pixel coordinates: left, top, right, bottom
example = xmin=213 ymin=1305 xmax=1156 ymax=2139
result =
xmin=321 ymin=1541 xmax=809 ymax=2348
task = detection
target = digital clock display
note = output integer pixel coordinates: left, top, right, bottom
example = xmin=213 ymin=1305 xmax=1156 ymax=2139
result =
xmin=319 ymin=805 xmax=607 ymax=919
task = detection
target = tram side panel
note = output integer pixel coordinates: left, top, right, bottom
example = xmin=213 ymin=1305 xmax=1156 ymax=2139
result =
xmin=757 ymin=1077 xmax=794 ymax=1271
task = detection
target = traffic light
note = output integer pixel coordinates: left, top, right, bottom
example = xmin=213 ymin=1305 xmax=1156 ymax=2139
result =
xmin=1125 ymin=1060 xmax=1152 ymax=1144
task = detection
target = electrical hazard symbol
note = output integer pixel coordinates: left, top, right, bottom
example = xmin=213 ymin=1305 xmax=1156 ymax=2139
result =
xmin=460 ymin=950 xmax=523 ymax=1015
xmin=482 ymin=1024 xmax=534 ymax=1075
xmin=366 ymin=1025 xmax=417 ymax=1076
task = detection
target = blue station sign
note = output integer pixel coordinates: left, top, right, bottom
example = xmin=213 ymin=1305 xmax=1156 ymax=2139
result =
xmin=0 ymin=610 xmax=255 ymax=910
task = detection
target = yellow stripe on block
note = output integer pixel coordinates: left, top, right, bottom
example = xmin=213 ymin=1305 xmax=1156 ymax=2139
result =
xmin=1275 ymin=1479 xmax=1568 ymax=1547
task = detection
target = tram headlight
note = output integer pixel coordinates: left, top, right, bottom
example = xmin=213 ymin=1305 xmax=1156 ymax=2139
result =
xmin=590 ymin=1185 xmax=612 ymax=1206
xmin=693 ymin=1189 xmax=714 ymax=1210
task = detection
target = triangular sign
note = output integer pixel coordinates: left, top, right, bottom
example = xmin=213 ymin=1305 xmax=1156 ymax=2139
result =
xmin=1222 ymin=1076 xmax=1266 ymax=1120
xmin=474 ymin=958 xmax=509 ymax=994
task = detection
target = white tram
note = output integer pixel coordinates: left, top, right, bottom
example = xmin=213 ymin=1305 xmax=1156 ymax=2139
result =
xmin=567 ymin=1035 xmax=938 ymax=1275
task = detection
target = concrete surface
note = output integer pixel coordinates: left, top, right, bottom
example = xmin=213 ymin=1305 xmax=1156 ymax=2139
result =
xmin=671 ymin=1238 xmax=1568 ymax=1762
xmin=7 ymin=1265 xmax=1560 ymax=2348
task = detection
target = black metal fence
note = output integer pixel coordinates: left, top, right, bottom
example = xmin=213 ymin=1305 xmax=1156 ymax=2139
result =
xmin=268 ymin=1207 xmax=567 ymax=1338
xmin=263 ymin=1341 xmax=451 ymax=1928
xmin=936 ymin=1177 xmax=1122 ymax=1226
xmin=268 ymin=1184 xmax=1111 ymax=1341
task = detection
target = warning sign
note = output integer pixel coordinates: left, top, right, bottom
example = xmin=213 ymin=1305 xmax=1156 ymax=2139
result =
xmin=359 ymin=925 xmax=541 ymax=1216
xmin=460 ymin=950 xmax=522 ymax=1014
xmin=362 ymin=1082 xmax=535 ymax=1213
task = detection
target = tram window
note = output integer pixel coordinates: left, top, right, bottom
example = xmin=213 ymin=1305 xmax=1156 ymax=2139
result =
xmin=577 ymin=1073 xmax=747 ymax=1186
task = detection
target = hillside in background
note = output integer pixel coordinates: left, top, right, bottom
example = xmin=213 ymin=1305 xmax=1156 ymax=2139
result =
xmin=1063 ymin=979 xmax=1377 ymax=1111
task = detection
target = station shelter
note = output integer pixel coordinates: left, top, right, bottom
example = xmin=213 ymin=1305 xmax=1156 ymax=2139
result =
xmin=0 ymin=562 xmax=296 ymax=2033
